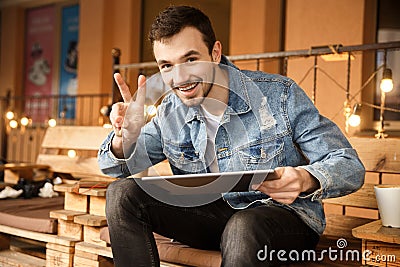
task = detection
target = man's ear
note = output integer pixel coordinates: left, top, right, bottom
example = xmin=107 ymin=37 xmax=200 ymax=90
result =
xmin=212 ymin=41 xmax=222 ymax=63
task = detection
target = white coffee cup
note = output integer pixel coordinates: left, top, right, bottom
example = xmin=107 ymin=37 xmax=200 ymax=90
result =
xmin=374 ymin=184 xmax=400 ymax=228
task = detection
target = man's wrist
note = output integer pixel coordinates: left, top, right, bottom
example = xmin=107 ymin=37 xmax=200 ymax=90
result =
xmin=296 ymin=167 xmax=319 ymax=194
xmin=111 ymin=135 xmax=124 ymax=158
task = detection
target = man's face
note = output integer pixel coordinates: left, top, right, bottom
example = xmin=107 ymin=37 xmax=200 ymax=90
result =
xmin=153 ymin=27 xmax=220 ymax=107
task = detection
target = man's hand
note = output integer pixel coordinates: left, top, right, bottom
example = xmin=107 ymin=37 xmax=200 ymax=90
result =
xmin=252 ymin=167 xmax=320 ymax=204
xmin=110 ymin=73 xmax=146 ymax=158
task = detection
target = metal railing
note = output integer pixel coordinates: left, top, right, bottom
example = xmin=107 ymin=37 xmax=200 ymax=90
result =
xmin=1 ymin=93 xmax=111 ymax=163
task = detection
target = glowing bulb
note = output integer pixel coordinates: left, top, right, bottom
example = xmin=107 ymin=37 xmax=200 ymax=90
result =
xmin=348 ymin=114 xmax=361 ymax=127
xmin=6 ymin=111 xmax=14 ymax=120
xmin=20 ymin=117 xmax=30 ymax=126
xmin=147 ymin=105 xmax=157 ymax=116
xmin=48 ymin=118 xmax=57 ymax=127
xmin=380 ymin=78 xmax=393 ymax=93
xmin=67 ymin=149 xmax=76 ymax=158
xmin=9 ymin=120 xmax=18 ymax=128
xmin=380 ymin=68 xmax=393 ymax=93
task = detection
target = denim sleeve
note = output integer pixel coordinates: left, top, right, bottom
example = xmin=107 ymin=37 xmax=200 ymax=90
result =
xmin=286 ymin=82 xmax=365 ymax=200
xmin=97 ymin=117 xmax=166 ymax=178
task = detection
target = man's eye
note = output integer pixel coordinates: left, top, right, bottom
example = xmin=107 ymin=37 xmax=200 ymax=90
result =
xmin=187 ymin=58 xmax=197 ymax=63
xmin=160 ymin=64 xmax=172 ymax=70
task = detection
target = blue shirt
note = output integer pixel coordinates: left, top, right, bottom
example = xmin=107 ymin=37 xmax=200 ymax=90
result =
xmin=98 ymin=56 xmax=365 ymax=235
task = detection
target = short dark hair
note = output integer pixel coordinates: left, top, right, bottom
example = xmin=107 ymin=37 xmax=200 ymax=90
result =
xmin=149 ymin=5 xmax=216 ymax=55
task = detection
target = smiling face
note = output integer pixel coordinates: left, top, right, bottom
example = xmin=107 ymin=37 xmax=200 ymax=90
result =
xmin=153 ymin=26 xmax=223 ymax=107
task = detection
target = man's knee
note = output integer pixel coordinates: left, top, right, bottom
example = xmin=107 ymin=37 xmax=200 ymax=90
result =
xmin=222 ymin=210 xmax=260 ymax=238
xmin=106 ymin=179 xmax=142 ymax=218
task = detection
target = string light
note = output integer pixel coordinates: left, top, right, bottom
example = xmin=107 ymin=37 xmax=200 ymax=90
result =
xmin=48 ymin=118 xmax=57 ymax=127
xmin=67 ymin=149 xmax=77 ymax=158
xmin=380 ymin=68 xmax=393 ymax=93
xmin=20 ymin=116 xmax=30 ymax=126
xmin=6 ymin=111 xmax=15 ymax=120
xmin=9 ymin=120 xmax=18 ymax=128
xmin=348 ymin=104 xmax=361 ymax=127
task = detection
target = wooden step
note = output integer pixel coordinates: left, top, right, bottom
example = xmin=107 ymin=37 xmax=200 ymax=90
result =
xmin=74 ymin=214 xmax=107 ymax=227
xmin=324 ymin=214 xmax=373 ymax=239
xmin=0 ymin=224 xmax=79 ymax=247
xmin=323 ymin=183 xmax=377 ymax=209
xmin=0 ymin=249 xmax=46 ymax=267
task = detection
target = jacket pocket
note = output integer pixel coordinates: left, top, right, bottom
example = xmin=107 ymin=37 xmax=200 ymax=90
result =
xmin=163 ymin=140 xmax=205 ymax=173
xmin=236 ymin=138 xmax=284 ymax=170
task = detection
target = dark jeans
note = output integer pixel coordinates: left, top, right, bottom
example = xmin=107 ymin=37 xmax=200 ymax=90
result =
xmin=106 ymin=178 xmax=319 ymax=267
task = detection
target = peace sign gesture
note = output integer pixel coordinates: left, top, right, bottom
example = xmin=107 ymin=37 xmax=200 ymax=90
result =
xmin=110 ymin=73 xmax=146 ymax=157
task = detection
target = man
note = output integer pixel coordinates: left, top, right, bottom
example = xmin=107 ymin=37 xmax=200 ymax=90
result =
xmin=98 ymin=5 xmax=365 ymax=266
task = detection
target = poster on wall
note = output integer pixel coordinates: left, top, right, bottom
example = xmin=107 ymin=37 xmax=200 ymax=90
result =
xmin=24 ymin=5 xmax=55 ymax=124
xmin=59 ymin=5 xmax=79 ymax=119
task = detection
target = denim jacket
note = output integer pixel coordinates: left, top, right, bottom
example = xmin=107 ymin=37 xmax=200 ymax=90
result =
xmin=98 ymin=56 xmax=365 ymax=235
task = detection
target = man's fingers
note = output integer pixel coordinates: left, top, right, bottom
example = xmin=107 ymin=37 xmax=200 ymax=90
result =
xmin=114 ymin=73 xmax=132 ymax=103
xmin=135 ymin=74 xmax=147 ymax=106
xmin=267 ymin=167 xmax=285 ymax=180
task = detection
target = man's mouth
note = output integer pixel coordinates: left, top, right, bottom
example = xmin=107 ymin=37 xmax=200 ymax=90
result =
xmin=174 ymin=82 xmax=199 ymax=92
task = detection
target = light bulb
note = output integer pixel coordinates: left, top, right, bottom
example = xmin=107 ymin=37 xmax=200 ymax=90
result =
xmin=348 ymin=114 xmax=361 ymax=127
xmin=67 ymin=149 xmax=76 ymax=158
xmin=9 ymin=120 xmax=18 ymax=128
xmin=48 ymin=118 xmax=57 ymax=127
xmin=6 ymin=111 xmax=15 ymax=120
xmin=380 ymin=78 xmax=393 ymax=93
xmin=380 ymin=68 xmax=393 ymax=93
xmin=20 ymin=116 xmax=30 ymax=126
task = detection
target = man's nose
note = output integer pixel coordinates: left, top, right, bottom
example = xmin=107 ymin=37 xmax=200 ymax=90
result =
xmin=171 ymin=63 xmax=190 ymax=86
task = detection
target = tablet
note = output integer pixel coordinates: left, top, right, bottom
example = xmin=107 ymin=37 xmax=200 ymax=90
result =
xmin=136 ymin=169 xmax=276 ymax=195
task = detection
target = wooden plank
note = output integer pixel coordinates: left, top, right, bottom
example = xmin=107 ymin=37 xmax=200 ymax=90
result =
xmin=46 ymin=248 xmax=73 ymax=267
xmin=365 ymin=171 xmax=380 ymax=184
xmin=0 ymin=225 xmax=79 ymax=247
xmin=345 ymin=206 xmax=379 ymax=219
xmin=46 ymin=243 xmax=74 ymax=254
xmin=323 ymin=183 xmax=378 ymax=209
xmin=323 ymin=215 xmax=373 ymax=239
xmin=57 ymin=220 xmax=83 ymax=240
xmin=9 ymin=237 xmax=46 ymax=260
xmin=0 ymin=249 xmax=46 ymax=267
xmin=73 ymin=254 xmax=114 ymax=267
xmin=75 ymin=242 xmax=112 ymax=258
xmin=36 ymin=154 xmax=106 ymax=178
xmin=75 ymin=248 xmax=103 ymax=261
xmin=74 ymin=215 xmax=107 ymax=227
xmin=0 ymin=233 xmax=11 ymax=250
xmin=40 ymin=126 xmax=111 ymax=150
xmin=54 ymin=184 xmax=77 ymax=193
xmin=64 ymin=192 xmax=88 ymax=213
xmin=50 ymin=210 xmax=87 ymax=221
xmin=349 ymin=137 xmax=400 ymax=173
xmin=79 ymin=188 xmax=107 ymax=197
xmin=382 ymin=173 xmax=400 ymax=184
xmin=83 ymin=226 xmax=108 ymax=247
xmin=89 ymin=196 xmax=106 ymax=216
xmin=362 ymin=240 xmax=400 ymax=267
xmin=0 ymin=163 xmax=49 ymax=171
xmin=353 ymin=220 xmax=400 ymax=244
